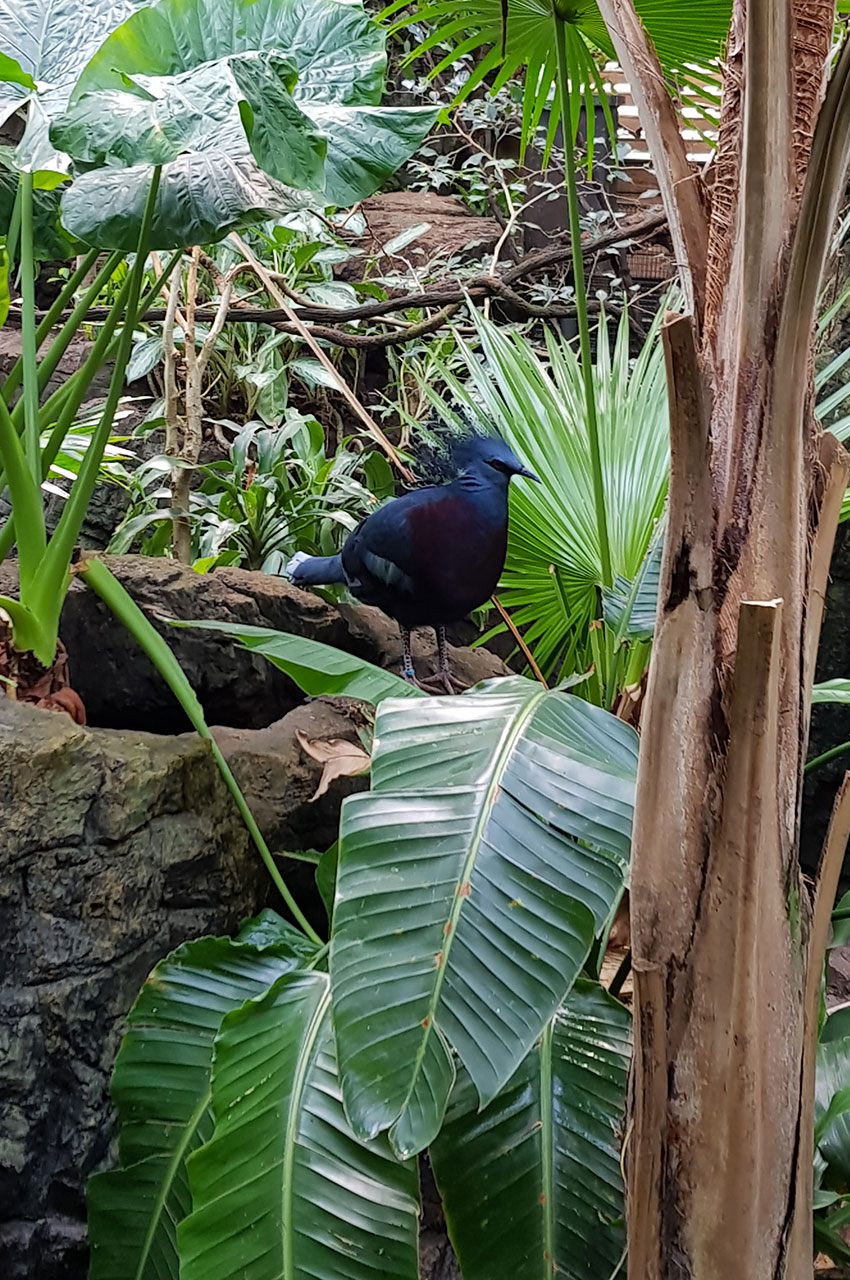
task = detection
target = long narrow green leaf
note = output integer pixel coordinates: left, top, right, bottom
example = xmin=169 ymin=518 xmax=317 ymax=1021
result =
xmin=0 ymin=387 xmax=45 ymax=593
xmin=167 ymin=616 xmax=425 ymax=703
xmin=331 ymin=677 xmax=635 ymax=1156
xmin=19 ymin=172 xmax=41 ymax=476
xmin=9 ymin=249 xmax=123 ymax=421
xmin=88 ymin=927 xmax=316 ymax=1280
xmin=32 ymin=168 xmax=162 ymax=617
xmin=179 ymin=971 xmax=420 ymax=1280
xmin=0 ymin=247 xmax=99 ymax=403
xmin=431 ymin=980 xmax=630 ymax=1280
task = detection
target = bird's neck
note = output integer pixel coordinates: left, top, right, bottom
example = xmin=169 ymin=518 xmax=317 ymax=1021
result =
xmin=454 ymin=469 xmax=510 ymax=517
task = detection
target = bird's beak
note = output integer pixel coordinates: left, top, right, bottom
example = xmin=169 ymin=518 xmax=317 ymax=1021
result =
xmin=518 ymin=466 xmax=541 ymax=483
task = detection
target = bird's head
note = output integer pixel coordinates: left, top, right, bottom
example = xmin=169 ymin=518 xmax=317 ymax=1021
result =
xmin=454 ymin=434 xmax=541 ymax=486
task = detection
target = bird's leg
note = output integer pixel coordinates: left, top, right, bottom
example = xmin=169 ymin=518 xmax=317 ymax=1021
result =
xmin=400 ymin=627 xmax=417 ymax=685
xmin=417 ymin=626 xmax=466 ymax=695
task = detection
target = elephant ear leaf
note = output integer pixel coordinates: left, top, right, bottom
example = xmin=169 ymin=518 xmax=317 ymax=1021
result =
xmin=57 ymin=0 xmax=438 ymax=249
xmin=0 ymin=0 xmax=138 ymax=173
xmin=330 ymin=676 xmax=635 ymax=1157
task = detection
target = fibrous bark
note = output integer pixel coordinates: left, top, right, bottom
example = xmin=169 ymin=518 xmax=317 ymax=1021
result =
xmin=595 ymin=0 xmax=850 ymax=1275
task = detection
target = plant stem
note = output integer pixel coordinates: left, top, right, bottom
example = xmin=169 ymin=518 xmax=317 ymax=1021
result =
xmin=76 ymin=557 xmax=323 ymax=944
xmin=5 ymin=177 xmax=21 ymax=269
xmin=30 ymin=168 xmax=163 ymax=622
xmin=805 ymin=739 xmax=850 ymax=775
xmin=2 ymin=248 xmax=100 ymax=403
xmin=18 ymin=172 xmax=40 ymax=479
xmin=553 ymin=13 xmax=612 ymax=587
xmin=10 ymin=250 xmax=123 ymax=426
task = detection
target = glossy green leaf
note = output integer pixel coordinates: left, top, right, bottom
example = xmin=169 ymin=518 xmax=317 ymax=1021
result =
xmin=817 ymin=1031 xmax=850 ymax=1186
xmin=0 ymin=0 xmax=138 ymax=172
xmin=331 ymin=677 xmax=635 ymax=1155
xmin=431 ymin=980 xmax=630 ymax=1280
xmin=87 ymin=931 xmax=317 ymax=1280
xmin=166 ymin=616 xmax=425 ymax=703
xmin=74 ymin=0 xmax=388 ymax=106
xmin=58 ymin=0 xmax=436 ymax=247
xmin=300 ymin=102 xmax=438 ymax=206
xmin=60 ymin=152 xmax=305 ymax=250
xmin=53 ymin=53 xmax=326 ymax=192
xmin=179 ymin=971 xmax=420 ymax=1280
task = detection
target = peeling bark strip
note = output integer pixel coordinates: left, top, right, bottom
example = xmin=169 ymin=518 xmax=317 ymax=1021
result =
xmin=595 ymin=1 xmax=850 ymax=1276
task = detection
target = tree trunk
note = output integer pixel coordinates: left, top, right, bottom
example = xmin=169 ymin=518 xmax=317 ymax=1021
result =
xmin=595 ymin=0 xmax=850 ymax=1274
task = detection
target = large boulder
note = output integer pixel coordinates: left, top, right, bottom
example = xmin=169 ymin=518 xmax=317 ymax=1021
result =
xmin=0 ymin=690 xmax=371 ymax=1279
xmin=0 ymin=556 xmax=510 ymax=734
xmin=0 ymin=699 xmax=267 ymax=1278
xmin=0 ymin=556 xmax=347 ymax=733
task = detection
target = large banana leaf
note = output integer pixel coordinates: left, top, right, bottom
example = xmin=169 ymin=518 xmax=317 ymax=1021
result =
xmin=382 ymin=0 xmax=729 ymax=154
xmin=58 ymin=0 xmax=437 ymax=247
xmin=0 ymin=0 xmax=139 ymax=172
xmin=87 ymin=919 xmax=318 ymax=1280
xmin=179 ymin=971 xmax=420 ymax=1280
xmin=331 ymin=676 xmax=636 ymax=1157
xmin=817 ymin=1025 xmax=850 ymax=1187
xmin=431 ymin=979 xmax=631 ymax=1280
xmin=167 ymin=615 xmax=425 ymax=703
xmin=423 ymin=306 xmax=669 ymax=681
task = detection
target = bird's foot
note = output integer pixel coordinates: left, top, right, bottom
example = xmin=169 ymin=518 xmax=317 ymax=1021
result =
xmin=416 ymin=670 xmax=467 ymax=696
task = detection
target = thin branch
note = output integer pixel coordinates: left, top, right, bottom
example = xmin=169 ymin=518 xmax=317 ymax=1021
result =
xmin=19 ymin=213 xmax=668 ymax=332
xmin=490 ymin=594 xmax=548 ymax=687
xmin=228 ymin=233 xmax=415 ymax=482
xmin=161 ymin=262 xmax=182 ymax=466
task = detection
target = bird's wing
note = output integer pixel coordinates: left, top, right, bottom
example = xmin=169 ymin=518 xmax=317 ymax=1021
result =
xmin=342 ymin=487 xmax=447 ymax=594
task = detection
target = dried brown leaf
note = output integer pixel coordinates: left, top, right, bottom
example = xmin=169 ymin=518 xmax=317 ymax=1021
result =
xmin=295 ymin=729 xmax=371 ymax=802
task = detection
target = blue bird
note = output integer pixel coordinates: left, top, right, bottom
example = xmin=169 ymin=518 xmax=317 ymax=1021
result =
xmin=286 ymin=435 xmax=539 ymax=693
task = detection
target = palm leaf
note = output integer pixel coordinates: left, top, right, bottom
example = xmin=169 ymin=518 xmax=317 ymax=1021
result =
xmin=330 ymin=676 xmax=636 ymax=1157
xmin=179 ymin=971 xmax=420 ymax=1280
xmin=382 ymin=0 xmax=730 ymax=152
xmin=422 ymin=306 xmax=669 ymax=680
xmin=431 ymin=979 xmax=631 ymax=1280
xmin=87 ymin=922 xmax=317 ymax=1280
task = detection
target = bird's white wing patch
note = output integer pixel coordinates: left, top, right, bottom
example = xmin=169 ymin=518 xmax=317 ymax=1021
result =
xmin=284 ymin=551 xmax=310 ymax=579
xmin=361 ymin=548 xmax=416 ymax=593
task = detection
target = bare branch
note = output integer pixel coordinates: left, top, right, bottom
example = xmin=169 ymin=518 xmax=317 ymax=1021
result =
xmin=228 ymin=233 xmax=415 ymax=481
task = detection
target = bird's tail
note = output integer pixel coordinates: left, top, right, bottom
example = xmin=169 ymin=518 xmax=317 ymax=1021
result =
xmin=286 ymin=551 xmax=345 ymax=586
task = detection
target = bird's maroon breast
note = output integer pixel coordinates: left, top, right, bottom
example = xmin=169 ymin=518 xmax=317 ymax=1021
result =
xmin=408 ymin=497 xmax=507 ymax=622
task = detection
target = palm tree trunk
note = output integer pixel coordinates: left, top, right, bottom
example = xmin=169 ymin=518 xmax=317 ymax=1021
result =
xmin=594 ymin=0 xmax=850 ymax=1273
